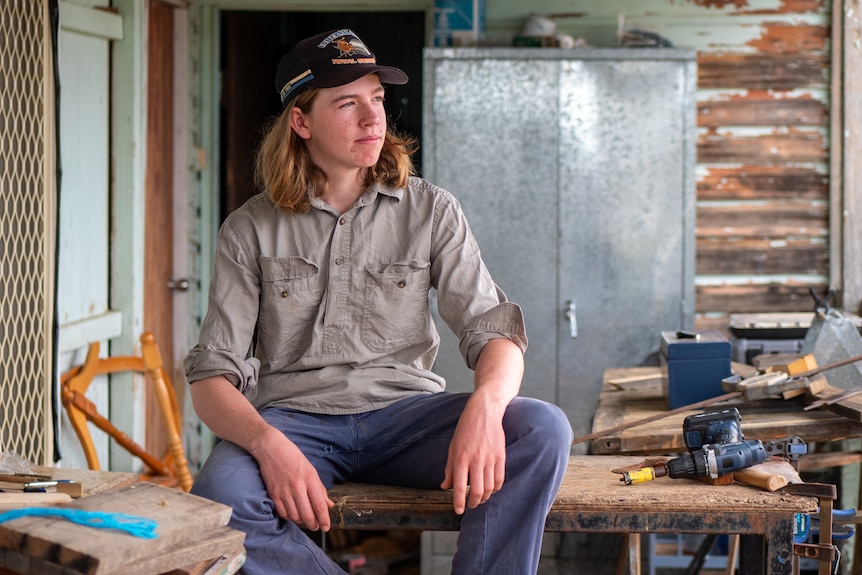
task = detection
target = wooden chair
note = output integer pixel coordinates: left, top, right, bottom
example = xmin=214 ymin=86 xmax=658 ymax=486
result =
xmin=60 ymin=331 xmax=193 ymax=492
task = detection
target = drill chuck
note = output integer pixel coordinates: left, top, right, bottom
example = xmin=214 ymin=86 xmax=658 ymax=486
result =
xmin=666 ymin=450 xmax=706 ymax=479
xmin=667 ymin=439 xmax=767 ymax=480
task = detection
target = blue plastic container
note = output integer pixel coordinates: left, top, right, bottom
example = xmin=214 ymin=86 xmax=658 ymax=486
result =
xmin=660 ymin=330 xmax=732 ymax=409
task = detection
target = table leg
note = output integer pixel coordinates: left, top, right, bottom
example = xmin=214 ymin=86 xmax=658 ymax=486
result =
xmin=739 ymin=535 xmax=765 ymax=575
xmin=738 ymin=516 xmax=796 ymax=575
xmin=726 ymin=535 xmax=740 ymax=575
xmin=625 ymin=533 xmax=640 ymax=575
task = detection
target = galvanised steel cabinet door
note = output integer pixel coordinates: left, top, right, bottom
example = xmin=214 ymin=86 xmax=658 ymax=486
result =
xmin=423 ymin=48 xmax=696 ymax=440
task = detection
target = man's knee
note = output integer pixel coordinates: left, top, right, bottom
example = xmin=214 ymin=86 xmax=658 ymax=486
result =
xmin=505 ymin=398 xmax=573 ymax=449
xmin=192 ymin=441 xmax=269 ymax=515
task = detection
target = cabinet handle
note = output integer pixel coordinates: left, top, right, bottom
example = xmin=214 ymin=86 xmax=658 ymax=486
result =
xmin=565 ymin=300 xmax=578 ymax=339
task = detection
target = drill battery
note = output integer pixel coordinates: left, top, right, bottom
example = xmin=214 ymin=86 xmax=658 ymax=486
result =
xmin=682 ymin=407 xmax=743 ymax=449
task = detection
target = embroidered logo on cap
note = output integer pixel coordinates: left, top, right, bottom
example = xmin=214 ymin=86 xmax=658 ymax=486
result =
xmin=319 ymin=29 xmax=376 ymax=65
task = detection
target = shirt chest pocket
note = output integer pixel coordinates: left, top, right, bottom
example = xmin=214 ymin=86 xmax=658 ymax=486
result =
xmin=259 ymin=257 xmax=321 ymax=361
xmin=361 ymin=260 xmax=431 ymax=353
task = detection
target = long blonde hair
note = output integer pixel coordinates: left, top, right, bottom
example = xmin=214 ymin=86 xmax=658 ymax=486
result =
xmin=254 ymin=87 xmax=417 ymax=214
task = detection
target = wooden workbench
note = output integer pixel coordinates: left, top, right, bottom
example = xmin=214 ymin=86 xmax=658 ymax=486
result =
xmin=589 ymin=367 xmax=862 ymax=456
xmin=328 ymin=455 xmax=818 ymax=575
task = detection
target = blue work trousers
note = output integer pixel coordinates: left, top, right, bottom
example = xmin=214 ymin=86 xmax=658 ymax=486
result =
xmin=191 ymin=392 xmax=573 ymax=575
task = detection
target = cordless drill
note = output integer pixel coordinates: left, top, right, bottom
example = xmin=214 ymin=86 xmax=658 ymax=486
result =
xmin=666 ymin=407 xmax=767 ymax=480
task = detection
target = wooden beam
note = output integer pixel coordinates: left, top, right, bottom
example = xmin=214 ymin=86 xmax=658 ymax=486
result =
xmin=696 ymin=238 xmax=828 ymax=275
xmin=698 ymin=130 xmax=827 ymax=163
xmin=829 ymin=0 xmax=844 ymax=301
xmin=696 ymin=202 xmax=828 ymax=238
xmin=842 ymin=1 xmax=862 ymax=315
xmin=698 ymin=53 xmax=828 ymax=90
xmin=696 ymin=283 xmax=828 ymax=313
xmin=698 ymin=94 xmax=827 ymax=128
xmin=697 ymin=165 xmax=827 ymax=201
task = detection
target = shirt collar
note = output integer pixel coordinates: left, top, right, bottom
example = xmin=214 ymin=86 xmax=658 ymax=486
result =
xmin=365 ymin=182 xmax=404 ymax=203
xmin=308 ymin=182 xmax=404 ymax=214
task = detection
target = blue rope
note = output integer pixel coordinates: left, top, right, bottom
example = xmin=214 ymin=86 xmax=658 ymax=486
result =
xmin=0 ymin=508 xmax=159 ymax=539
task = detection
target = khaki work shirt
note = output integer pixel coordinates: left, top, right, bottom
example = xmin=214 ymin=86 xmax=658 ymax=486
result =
xmin=183 ymin=177 xmax=527 ymax=415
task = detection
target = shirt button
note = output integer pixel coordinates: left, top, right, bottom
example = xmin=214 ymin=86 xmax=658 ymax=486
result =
xmin=280 ymin=290 xmax=290 ymax=298
xmin=339 ymin=217 xmax=346 ymax=225
xmin=397 ymin=280 xmax=407 ymax=288
xmin=335 ymin=257 xmax=344 ymax=265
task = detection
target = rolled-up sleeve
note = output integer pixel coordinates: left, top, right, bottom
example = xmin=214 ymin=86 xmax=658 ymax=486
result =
xmin=460 ymin=299 xmax=528 ymax=369
xmin=430 ymin=190 xmax=528 ymax=370
xmin=183 ymin=346 xmax=261 ymax=398
xmin=183 ymin=214 xmax=262 ymax=398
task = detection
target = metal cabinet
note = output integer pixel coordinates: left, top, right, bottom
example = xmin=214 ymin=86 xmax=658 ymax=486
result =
xmin=423 ymin=48 xmax=697 ymax=440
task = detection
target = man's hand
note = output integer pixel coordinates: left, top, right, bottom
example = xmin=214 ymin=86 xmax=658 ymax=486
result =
xmin=251 ymin=427 xmax=335 ymax=531
xmin=440 ymin=391 xmax=507 ymax=514
xmin=190 ymin=376 xmax=334 ymax=531
xmin=440 ymin=338 xmax=524 ymax=515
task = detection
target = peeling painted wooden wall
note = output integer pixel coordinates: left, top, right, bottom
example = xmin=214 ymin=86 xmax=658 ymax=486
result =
xmin=483 ymin=0 xmax=832 ymax=330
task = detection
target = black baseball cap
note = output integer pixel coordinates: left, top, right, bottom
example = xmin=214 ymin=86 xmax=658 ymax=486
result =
xmin=275 ymin=28 xmax=409 ymax=109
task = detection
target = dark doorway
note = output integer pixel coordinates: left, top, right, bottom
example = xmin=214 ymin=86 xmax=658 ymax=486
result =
xmin=219 ymin=11 xmax=426 ymax=219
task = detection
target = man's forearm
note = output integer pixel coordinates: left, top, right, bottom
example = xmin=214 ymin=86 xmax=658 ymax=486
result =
xmin=471 ymin=338 xmax=524 ymax=407
xmin=189 ymin=376 xmax=281 ymax=457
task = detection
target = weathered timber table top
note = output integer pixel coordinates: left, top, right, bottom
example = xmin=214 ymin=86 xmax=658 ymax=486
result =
xmin=327 ymin=455 xmax=816 ymax=575
xmin=590 ymin=367 xmax=862 ymax=455
xmin=328 ymin=455 xmax=817 ymax=532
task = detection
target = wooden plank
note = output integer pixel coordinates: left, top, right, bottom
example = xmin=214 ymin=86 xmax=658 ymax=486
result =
xmin=804 ymin=384 xmax=862 ymax=422
xmin=829 ymin=0 xmax=844 ymax=302
xmin=697 ymin=53 xmax=827 ymax=90
xmin=696 ymin=202 xmax=828 ymax=238
xmin=778 ymin=0 xmax=828 ymax=14
xmin=0 ymin=482 xmax=234 ymax=575
xmin=163 ymin=550 xmax=247 ymax=575
xmin=800 ymin=451 xmax=862 ymax=470
xmin=745 ymin=22 xmax=828 ymax=53
xmin=697 ymin=165 xmax=827 ymax=201
xmin=0 ymin=545 xmax=247 ymax=575
xmin=29 ymin=467 xmax=138 ymax=497
xmin=842 ymin=0 xmax=862 ymax=314
xmin=119 ymin=526 xmax=244 ymax=575
xmin=698 ymin=130 xmax=827 ymax=163
xmin=0 ymin=493 xmax=72 ymax=511
xmin=0 ymin=548 xmax=81 ymax=575
xmin=698 ymin=93 xmax=827 ymax=127
xmin=144 ymin=0 xmax=177 ymax=466
xmin=591 ymin=368 xmax=665 ymax=454
xmin=696 ymin=238 xmax=827 ymax=275
xmin=695 ymin=282 xmax=828 ymax=314
xmin=694 ymin=316 xmax=734 ymax=337
xmin=59 ymin=1 xmax=123 ymax=41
